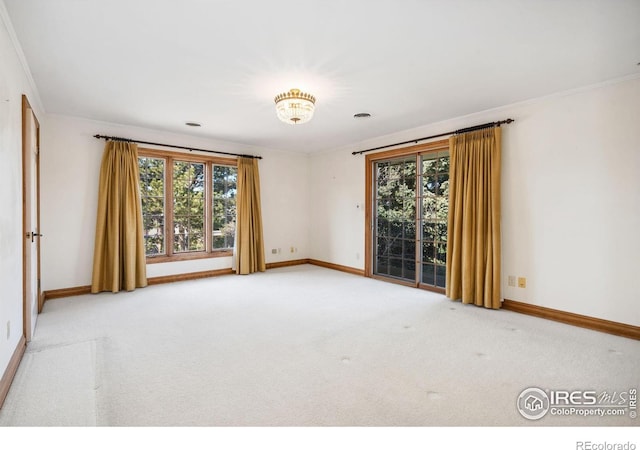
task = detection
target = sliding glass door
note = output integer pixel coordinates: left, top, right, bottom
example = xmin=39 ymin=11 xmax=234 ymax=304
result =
xmin=374 ymin=157 xmax=417 ymax=283
xmin=370 ymin=146 xmax=449 ymax=291
xmin=419 ymin=151 xmax=449 ymax=288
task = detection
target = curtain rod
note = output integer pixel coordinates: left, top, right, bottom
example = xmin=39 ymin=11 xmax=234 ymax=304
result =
xmin=93 ymin=134 xmax=262 ymax=159
xmin=351 ymin=118 xmax=514 ymax=156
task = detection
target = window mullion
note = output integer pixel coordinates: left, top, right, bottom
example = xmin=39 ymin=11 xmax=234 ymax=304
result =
xmin=415 ymin=154 xmax=421 ymax=286
xmin=205 ymin=162 xmax=213 ymax=253
xmin=166 ymin=156 xmax=174 ymax=257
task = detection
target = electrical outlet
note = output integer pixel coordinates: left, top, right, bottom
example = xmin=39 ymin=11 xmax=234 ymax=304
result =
xmin=290 ymin=246 xmax=295 ymax=253
xmin=6 ymin=321 xmax=9 ymax=340
xmin=277 ymin=248 xmax=281 ymax=254
xmin=271 ymin=248 xmax=277 ymax=254
xmin=518 ymin=277 xmax=527 ymax=288
xmin=508 ymin=276 xmax=516 ymax=287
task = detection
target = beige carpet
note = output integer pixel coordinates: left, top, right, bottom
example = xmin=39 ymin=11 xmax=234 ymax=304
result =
xmin=1 ymin=265 xmax=638 ymax=427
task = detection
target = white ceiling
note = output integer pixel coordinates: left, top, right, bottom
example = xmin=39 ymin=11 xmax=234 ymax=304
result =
xmin=4 ymin=0 xmax=640 ymax=153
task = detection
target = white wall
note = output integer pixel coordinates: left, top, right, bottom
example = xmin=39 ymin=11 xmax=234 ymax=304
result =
xmin=309 ymin=76 xmax=640 ymax=326
xmin=0 ymin=7 xmax=43 ymax=377
xmin=40 ymin=115 xmax=309 ymax=289
xmin=309 ymin=148 xmax=365 ymax=268
xmin=260 ymin=148 xmax=310 ymax=263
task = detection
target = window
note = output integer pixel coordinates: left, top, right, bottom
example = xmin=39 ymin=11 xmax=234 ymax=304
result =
xmin=139 ymin=156 xmax=166 ymax=255
xmin=138 ymin=148 xmax=237 ymax=262
xmin=173 ymin=161 xmax=205 ymax=252
xmin=212 ymin=165 xmax=237 ymax=250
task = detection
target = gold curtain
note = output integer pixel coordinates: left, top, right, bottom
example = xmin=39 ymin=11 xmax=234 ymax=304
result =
xmin=445 ymin=127 xmax=502 ymax=309
xmin=91 ymin=141 xmax=147 ymax=293
xmin=236 ymin=156 xmax=266 ymax=275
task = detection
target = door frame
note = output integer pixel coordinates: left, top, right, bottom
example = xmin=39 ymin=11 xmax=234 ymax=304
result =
xmin=364 ymin=139 xmax=449 ymax=292
xmin=22 ymin=94 xmax=41 ymax=341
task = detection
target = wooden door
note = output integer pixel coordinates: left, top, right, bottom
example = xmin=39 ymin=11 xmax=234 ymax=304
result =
xmin=22 ymin=95 xmax=41 ymax=341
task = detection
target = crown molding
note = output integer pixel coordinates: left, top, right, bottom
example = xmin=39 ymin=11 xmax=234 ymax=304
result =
xmin=0 ymin=0 xmax=45 ymax=114
xmin=326 ymin=72 xmax=640 ymax=157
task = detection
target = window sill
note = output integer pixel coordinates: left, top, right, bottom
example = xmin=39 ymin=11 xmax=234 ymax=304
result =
xmin=146 ymin=250 xmax=233 ymax=264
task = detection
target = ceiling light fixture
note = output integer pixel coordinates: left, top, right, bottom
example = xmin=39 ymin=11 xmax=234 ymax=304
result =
xmin=185 ymin=122 xmax=201 ymax=127
xmin=354 ymin=112 xmax=371 ymax=119
xmin=274 ymin=88 xmax=316 ymax=125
